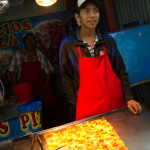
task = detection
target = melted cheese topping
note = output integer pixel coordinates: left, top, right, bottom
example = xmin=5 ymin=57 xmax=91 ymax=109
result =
xmin=44 ymin=118 xmax=128 ymax=150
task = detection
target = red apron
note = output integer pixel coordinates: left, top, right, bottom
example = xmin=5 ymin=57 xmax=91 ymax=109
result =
xmin=76 ymin=44 xmax=127 ymax=120
xmin=20 ymin=55 xmax=56 ymax=109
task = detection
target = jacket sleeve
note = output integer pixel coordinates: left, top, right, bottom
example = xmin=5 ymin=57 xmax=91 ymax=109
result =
xmin=60 ymin=43 xmax=77 ymax=105
xmin=112 ymin=39 xmax=134 ymax=101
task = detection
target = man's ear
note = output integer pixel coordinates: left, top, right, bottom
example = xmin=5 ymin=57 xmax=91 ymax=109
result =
xmin=74 ymin=13 xmax=81 ymax=23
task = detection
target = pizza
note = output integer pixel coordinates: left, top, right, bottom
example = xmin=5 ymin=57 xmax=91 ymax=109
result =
xmin=44 ymin=118 xmax=127 ymax=150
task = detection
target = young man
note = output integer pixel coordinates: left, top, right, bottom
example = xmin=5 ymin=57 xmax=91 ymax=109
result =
xmin=9 ymin=32 xmax=56 ymax=129
xmin=60 ymin=0 xmax=142 ymax=121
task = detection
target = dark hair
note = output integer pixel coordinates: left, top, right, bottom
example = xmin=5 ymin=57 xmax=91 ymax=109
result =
xmin=23 ymin=32 xmax=36 ymax=43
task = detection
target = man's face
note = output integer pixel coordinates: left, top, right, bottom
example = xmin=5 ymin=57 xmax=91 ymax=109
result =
xmin=24 ymin=35 xmax=36 ymax=50
xmin=76 ymin=2 xmax=100 ymax=30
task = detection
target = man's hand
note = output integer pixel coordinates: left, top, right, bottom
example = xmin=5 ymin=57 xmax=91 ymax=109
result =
xmin=127 ymin=100 xmax=142 ymax=115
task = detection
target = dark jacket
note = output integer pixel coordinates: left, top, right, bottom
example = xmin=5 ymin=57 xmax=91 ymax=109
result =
xmin=59 ymin=29 xmax=134 ymax=105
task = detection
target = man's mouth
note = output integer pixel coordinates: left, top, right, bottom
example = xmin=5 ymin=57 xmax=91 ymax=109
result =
xmin=88 ymin=20 xmax=96 ymax=24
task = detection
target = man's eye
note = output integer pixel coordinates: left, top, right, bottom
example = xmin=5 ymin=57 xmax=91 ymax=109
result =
xmin=83 ymin=10 xmax=89 ymax=14
xmin=93 ymin=9 xmax=99 ymax=13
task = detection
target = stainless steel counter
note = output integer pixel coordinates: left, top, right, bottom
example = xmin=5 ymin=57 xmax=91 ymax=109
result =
xmin=104 ymin=106 xmax=150 ymax=150
xmin=0 ymin=106 xmax=150 ymax=150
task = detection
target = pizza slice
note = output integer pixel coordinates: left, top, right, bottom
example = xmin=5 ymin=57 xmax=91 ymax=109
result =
xmin=44 ymin=118 xmax=128 ymax=150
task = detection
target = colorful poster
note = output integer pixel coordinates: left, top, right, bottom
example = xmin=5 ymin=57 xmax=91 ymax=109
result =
xmin=0 ymin=10 xmax=73 ymax=71
xmin=0 ymin=97 xmax=42 ymax=142
xmin=0 ymin=110 xmax=42 ymax=141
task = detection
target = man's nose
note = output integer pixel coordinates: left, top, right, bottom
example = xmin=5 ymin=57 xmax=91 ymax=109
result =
xmin=89 ymin=10 xmax=95 ymax=17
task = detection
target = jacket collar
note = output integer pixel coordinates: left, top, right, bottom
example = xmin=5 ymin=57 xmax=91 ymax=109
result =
xmin=73 ymin=27 xmax=103 ymax=46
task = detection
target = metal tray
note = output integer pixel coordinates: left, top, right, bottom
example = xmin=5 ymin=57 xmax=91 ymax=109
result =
xmin=1 ymin=105 xmax=150 ymax=150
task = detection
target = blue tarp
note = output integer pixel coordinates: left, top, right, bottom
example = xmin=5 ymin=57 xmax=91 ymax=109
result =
xmin=110 ymin=25 xmax=150 ymax=84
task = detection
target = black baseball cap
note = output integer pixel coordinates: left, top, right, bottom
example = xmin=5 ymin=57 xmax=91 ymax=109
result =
xmin=76 ymin=0 xmax=101 ymax=13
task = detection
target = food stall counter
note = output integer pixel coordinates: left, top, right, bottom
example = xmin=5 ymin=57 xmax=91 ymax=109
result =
xmin=0 ymin=105 xmax=150 ymax=150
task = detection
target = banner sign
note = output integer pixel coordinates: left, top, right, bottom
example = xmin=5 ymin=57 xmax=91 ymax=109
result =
xmin=0 ymin=10 xmax=73 ymax=70
xmin=0 ymin=97 xmax=42 ymax=141
xmin=0 ymin=110 xmax=42 ymax=142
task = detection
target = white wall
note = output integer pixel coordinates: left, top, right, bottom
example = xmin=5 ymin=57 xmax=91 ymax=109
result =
xmin=0 ymin=0 xmax=67 ymax=23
